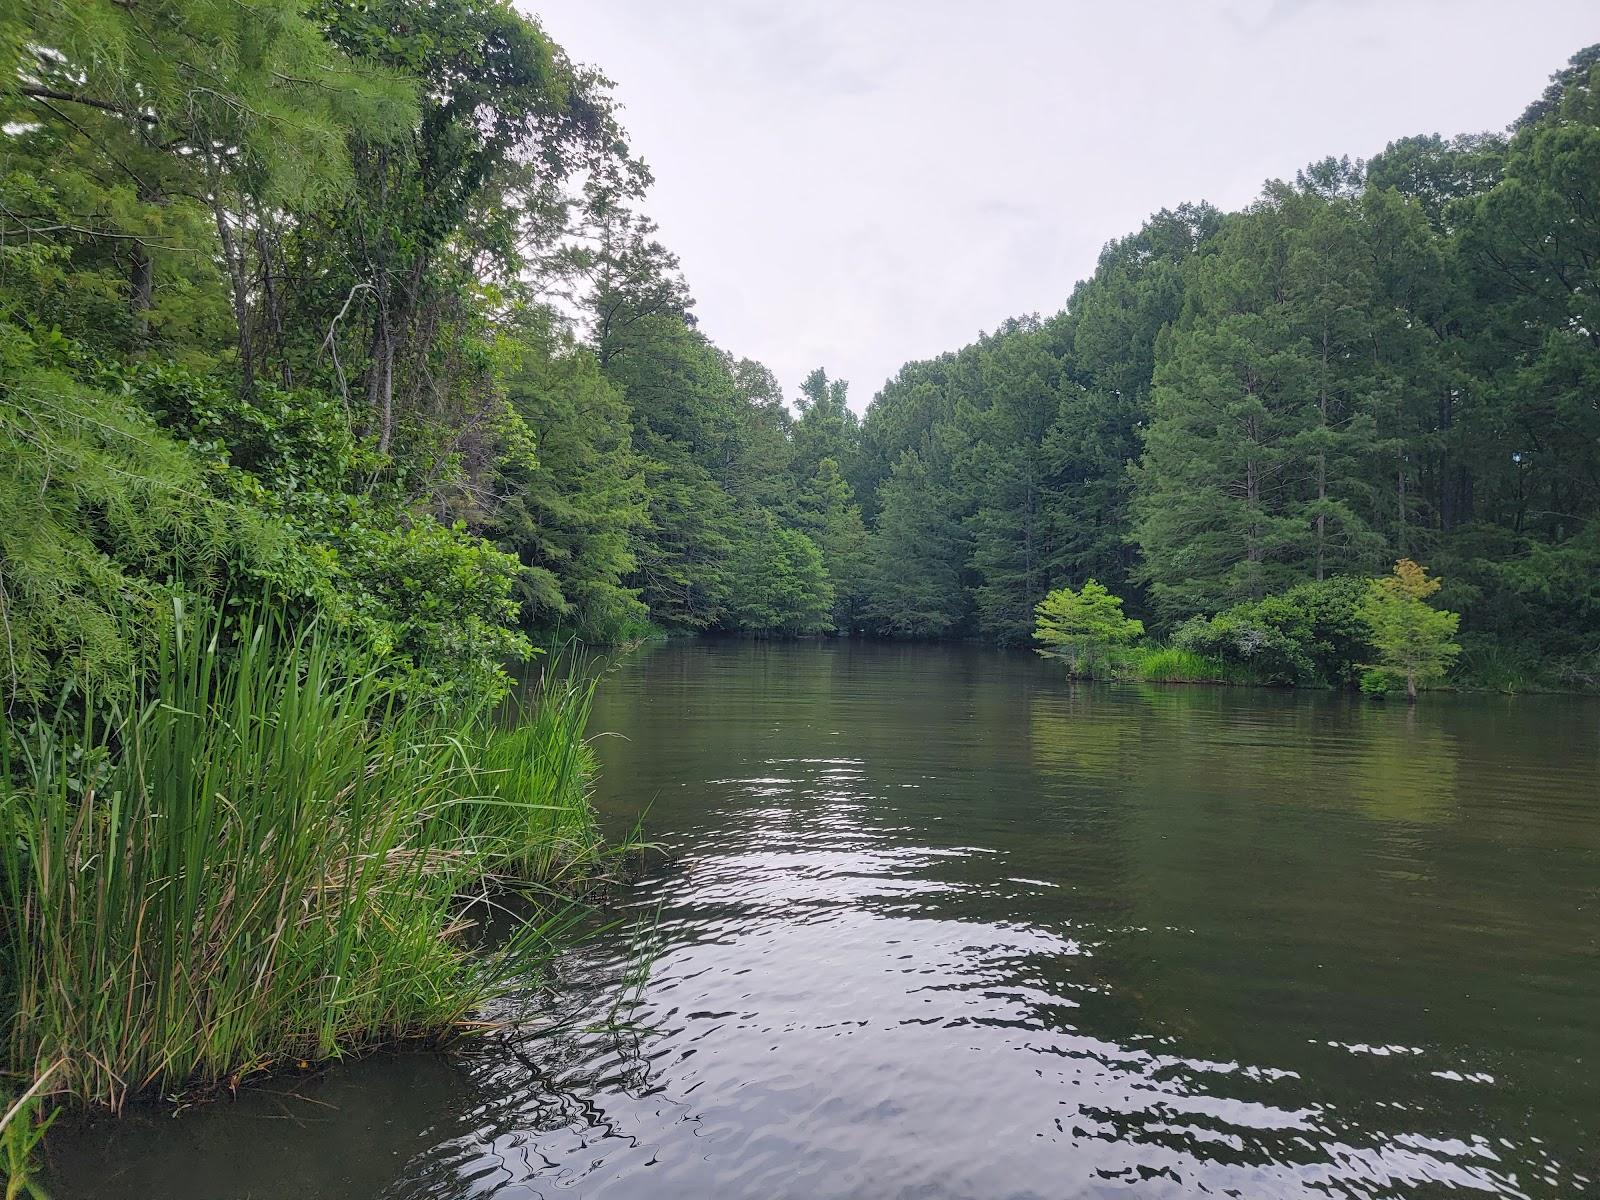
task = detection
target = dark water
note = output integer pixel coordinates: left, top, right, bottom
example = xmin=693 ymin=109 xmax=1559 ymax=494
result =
xmin=48 ymin=641 xmax=1600 ymax=1199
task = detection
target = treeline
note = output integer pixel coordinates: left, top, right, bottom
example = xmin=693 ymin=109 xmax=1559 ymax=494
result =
xmin=2 ymin=7 xmax=1597 ymax=705
xmin=842 ymin=48 xmax=1600 ymax=687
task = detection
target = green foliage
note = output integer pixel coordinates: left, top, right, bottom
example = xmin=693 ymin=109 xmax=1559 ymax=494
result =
xmin=455 ymin=651 xmax=606 ymax=883
xmin=1130 ymin=645 xmax=1267 ymax=686
xmin=0 ymin=610 xmax=602 ymax=1110
xmin=796 ymin=457 xmax=870 ymax=632
xmin=0 ymin=1070 xmax=57 ymax=1200
xmin=1359 ymin=668 xmax=1397 ymax=698
xmin=835 ymin=46 xmax=1600 ymax=685
xmin=0 ymin=328 xmax=283 ymax=703
xmin=491 ymin=318 xmax=647 ymax=642
xmin=862 ymin=451 xmax=968 ymax=639
xmin=1173 ymin=577 xmax=1373 ymax=686
xmin=1359 ymin=559 xmax=1461 ymax=699
xmin=321 ymin=509 xmax=530 ymax=705
xmin=726 ymin=512 xmax=833 ymax=636
xmin=1033 ymin=580 xmax=1145 ymax=676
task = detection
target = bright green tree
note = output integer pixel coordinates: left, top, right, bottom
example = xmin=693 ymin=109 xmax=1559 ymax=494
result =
xmin=1032 ymin=580 xmax=1145 ymax=676
xmin=1359 ymin=559 xmax=1461 ymax=700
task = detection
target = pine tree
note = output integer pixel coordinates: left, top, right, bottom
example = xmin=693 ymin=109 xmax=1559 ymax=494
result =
xmin=862 ymin=451 xmax=968 ymax=638
xmin=796 ymin=458 xmax=870 ymax=633
xmin=490 ymin=318 xmax=647 ymax=640
xmin=961 ymin=321 xmax=1061 ymax=645
xmin=725 ymin=512 xmax=832 ymax=635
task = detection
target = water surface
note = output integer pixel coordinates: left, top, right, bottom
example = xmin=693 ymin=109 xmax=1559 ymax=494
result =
xmin=50 ymin=641 xmax=1600 ymax=1198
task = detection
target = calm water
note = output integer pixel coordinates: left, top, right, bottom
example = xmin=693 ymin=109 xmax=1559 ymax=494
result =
xmin=49 ymin=641 xmax=1600 ymax=1199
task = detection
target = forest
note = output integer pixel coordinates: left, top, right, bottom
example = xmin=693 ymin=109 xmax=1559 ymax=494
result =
xmin=1 ymin=5 xmax=1596 ymax=702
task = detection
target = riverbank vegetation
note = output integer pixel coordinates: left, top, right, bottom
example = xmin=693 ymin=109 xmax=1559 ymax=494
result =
xmin=2 ymin=611 xmax=605 ymax=1112
xmin=0 ymin=0 xmax=659 ymax=1180
xmin=4 ymin=10 xmax=1596 ymax=686
xmin=1032 ymin=563 xmax=1463 ymax=698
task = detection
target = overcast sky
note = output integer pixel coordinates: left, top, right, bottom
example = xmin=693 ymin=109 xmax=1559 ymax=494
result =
xmin=527 ymin=1 xmax=1596 ymax=413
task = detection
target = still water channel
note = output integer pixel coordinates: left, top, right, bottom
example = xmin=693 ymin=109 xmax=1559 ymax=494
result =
xmin=50 ymin=641 xmax=1600 ymax=1198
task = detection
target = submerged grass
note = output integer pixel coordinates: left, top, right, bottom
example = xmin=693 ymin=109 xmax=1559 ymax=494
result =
xmin=0 ymin=610 xmax=612 ymax=1115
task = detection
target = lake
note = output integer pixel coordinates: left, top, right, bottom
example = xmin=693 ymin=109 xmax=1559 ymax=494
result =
xmin=48 ymin=640 xmax=1600 ymax=1199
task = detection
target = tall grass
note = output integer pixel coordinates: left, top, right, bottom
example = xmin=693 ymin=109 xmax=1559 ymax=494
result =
xmin=1128 ymin=645 xmax=1269 ymax=685
xmin=466 ymin=657 xmax=605 ymax=886
xmin=0 ymin=610 xmax=609 ymax=1112
xmin=1454 ymin=643 xmax=1540 ymax=693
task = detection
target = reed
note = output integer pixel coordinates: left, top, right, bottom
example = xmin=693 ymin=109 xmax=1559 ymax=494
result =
xmin=1130 ymin=645 xmax=1267 ymax=685
xmin=466 ymin=661 xmax=605 ymax=886
xmin=0 ymin=609 xmax=608 ymax=1112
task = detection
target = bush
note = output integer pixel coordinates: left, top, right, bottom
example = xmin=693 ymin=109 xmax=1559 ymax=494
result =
xmin=128 ymin=357 xmax=532 ymax=705
xmin=1360 ymin=668 xmax=1397 ymax=698
xmin=1173 ymin=611 xmax=1312 ymax=684
xmin=1173 ymin=577 xmax=1372 ymax=686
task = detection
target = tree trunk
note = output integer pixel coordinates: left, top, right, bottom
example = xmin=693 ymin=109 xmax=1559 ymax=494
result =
xmin=1396 ymin=460 xmax=1408 ymax=556
xmin=368 ymin=318 xmax=395 ymax=455
xmin=129 ymin=243 xmax=153 ymax=344
xmin=255 ymin=224 xmax=291 ymax=388
xmin=128 ymin=180 xmax=158 ymax=345
xmin=209 ymin=165 xmax=255 ymax=395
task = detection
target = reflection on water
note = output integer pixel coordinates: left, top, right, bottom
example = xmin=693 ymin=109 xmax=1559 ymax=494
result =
xmin=48 ymin=641 xmax=1600 ymax=1198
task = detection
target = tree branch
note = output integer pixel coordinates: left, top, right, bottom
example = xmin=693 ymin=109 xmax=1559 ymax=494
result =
xmin=19 ymin=85 xmax=159 ymax=125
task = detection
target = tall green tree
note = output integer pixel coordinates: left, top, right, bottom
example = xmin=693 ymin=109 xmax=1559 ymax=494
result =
xmin=790 ymin=367 xmax=860 ymax=489
xmin=488 ymin=315 xmax=647 ymax=640
xmin=796 ymin=457 xmax=870 ymax=632
xmin=862 ymin=451 xmax=969 ymax=638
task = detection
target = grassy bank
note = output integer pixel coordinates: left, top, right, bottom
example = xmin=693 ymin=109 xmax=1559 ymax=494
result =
xmin=0 ymin=612 xmax=612 ymax=1143
xmin=1040 ymin=645 xmax=1277 ymax=687
xmin=1126 ymin=646 xmax=1272 ymax=686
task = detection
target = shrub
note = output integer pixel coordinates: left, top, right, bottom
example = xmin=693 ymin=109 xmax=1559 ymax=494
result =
xmin=1360 ymin=668 xmax=1397 ymax=698
xmin=1173 ymin=577 xmax=1373 ymax=686
xmin=1173 ymin=611 xmax=1312 ymax=684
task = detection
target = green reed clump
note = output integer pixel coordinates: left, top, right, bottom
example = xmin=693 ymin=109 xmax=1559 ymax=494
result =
xmin=465 ymin=661 xmax=604 ymax=886
xmin=1130 ymin=645 xmax=1267 ymax=685
xmin=0 ymin=611 xmax=606 ymax=1112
